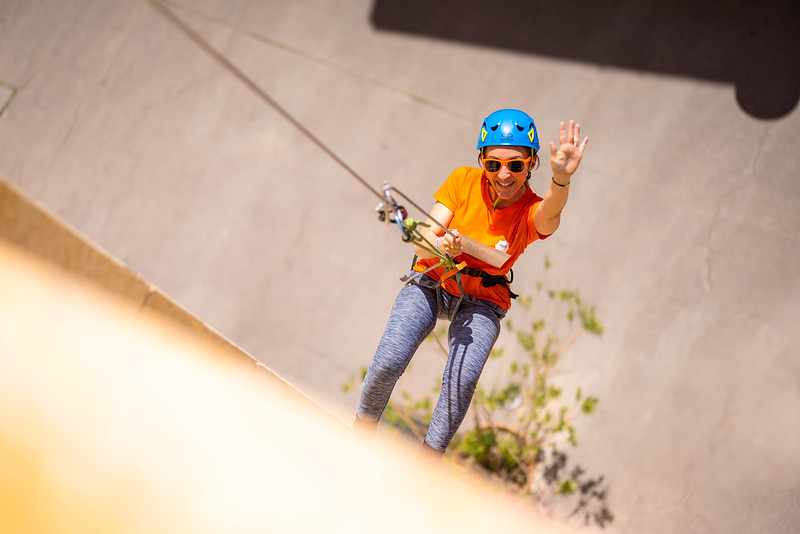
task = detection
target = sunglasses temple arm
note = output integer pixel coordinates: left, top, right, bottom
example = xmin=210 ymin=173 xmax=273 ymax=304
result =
xmin=382 ymin=183 xmax=455 ymax=239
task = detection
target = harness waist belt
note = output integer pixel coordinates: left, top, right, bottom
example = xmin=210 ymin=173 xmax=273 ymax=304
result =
xmin=459 ymin=267 xmax=518 ymax=299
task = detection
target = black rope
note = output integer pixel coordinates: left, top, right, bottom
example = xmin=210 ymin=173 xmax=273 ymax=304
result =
xmin=145 ymin=0 xmax=385 ymax=203
xmin=146 ymin=0 xmax=460 ymax=247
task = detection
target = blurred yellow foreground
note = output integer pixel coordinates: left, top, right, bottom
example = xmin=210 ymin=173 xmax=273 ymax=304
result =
xmin=0 ymin=177 xmax=587 ymax=533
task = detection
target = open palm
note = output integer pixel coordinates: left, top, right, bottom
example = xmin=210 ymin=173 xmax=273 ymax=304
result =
xmin=550 ymin=120 xmax=588 ymax=179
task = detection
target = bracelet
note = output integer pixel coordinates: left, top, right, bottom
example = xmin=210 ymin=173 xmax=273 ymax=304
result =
xmin=552 ymin=176 xmax=569 ymax=187
xmin=436 ymin=236 xmax=452 ymax=256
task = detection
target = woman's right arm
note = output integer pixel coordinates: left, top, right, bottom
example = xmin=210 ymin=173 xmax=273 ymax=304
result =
xmin=413 ymin=202 xmax=461 ymax=259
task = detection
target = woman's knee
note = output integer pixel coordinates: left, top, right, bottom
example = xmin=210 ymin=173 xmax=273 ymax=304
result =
xmin=365 ymin=357 xmax=406 ymax=384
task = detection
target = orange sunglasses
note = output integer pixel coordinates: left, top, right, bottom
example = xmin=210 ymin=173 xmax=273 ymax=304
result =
xmin=482 ymin=156 xmax=531 ymax=174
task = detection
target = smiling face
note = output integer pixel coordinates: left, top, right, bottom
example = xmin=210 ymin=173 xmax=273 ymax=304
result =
xmin=481 ymin=145 xmax=533 ymax=208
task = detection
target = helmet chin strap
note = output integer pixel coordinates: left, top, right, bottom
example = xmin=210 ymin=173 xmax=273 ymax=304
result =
xmin=490 ymin=188 xmax=502 ymax=210
xmin=487 ymin=172 xmax=530 ymax=210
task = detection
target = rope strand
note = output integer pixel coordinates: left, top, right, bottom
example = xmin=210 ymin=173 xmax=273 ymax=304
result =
xmin=145 ymin=0 xmax=460 ymax=258
xmin=145 ymin=0 xmax=385 ymax=203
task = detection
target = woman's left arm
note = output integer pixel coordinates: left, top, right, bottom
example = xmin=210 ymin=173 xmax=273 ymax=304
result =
xmin=533 ymin=120 xmax=589 ymax=236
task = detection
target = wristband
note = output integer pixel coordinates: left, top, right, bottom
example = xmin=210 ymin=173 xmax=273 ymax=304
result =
xmin=552 ymin=176 xmax=569 ymax=187
xmin=435 ymin=236 xmax=443 ymax=253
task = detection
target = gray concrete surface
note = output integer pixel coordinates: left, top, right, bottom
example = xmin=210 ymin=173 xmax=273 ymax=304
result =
xmin=1 ymin=1 xmax=798 ymax=532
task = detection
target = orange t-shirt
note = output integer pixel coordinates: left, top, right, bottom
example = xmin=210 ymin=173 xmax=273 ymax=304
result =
xmin=414 ymin=166 xmax=550 ymax=309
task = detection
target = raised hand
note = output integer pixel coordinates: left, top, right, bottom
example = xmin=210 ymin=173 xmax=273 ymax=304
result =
xmin=549 ymin=120 xmax=588 ymax=181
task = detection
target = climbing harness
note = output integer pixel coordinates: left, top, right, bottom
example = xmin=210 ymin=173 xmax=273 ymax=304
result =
xmin=375 ymin=184 xmax=515 ymax=317
xmin=145 ymin=0 xmax=513 ymax=311
xmin=460 ymin=267 xmax=518 ymax=299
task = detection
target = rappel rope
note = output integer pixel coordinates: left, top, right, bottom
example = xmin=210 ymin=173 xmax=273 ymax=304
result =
xmin=145 ymin=0 xmax=469 ymax=284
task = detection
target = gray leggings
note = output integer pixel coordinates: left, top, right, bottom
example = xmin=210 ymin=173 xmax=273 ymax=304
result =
xmin=357 ymin=275 xmax=506 ymax=451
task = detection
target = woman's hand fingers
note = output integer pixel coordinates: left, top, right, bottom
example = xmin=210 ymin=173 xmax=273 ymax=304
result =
xmin=442 ymin=230 xmax=462 ymax=256
xmin=551 ymin=120 xmax=588 ymax=178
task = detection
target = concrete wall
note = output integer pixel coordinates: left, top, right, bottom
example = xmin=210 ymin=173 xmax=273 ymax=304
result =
xmin=1 ymin=1 xmax=799 ymax=532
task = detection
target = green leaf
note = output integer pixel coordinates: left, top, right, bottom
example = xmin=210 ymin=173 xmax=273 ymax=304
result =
xmin=517 ymin=330 xmax=536 ymax=352
xmin=557 ymin=479 xmax=576 ymax=495
xmin=580 ymin=305 xmax=604 ymax=335
xmin=582 ymin=397 xmax=599 ymax=414
xmin=567 ymin=425 xmax=578 ymax=447
xmin=455 ymin=427 xmax=497 ymax=463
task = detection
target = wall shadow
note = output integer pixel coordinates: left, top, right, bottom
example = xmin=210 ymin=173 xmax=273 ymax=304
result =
xmin=371 ymin=0 xmax=799 ymax=120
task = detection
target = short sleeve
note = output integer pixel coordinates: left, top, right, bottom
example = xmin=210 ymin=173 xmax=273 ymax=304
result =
xmin=433 ymin=167 xmax=469 ymax=212
xmin=529 ymin=200 xmax=553 ymax=241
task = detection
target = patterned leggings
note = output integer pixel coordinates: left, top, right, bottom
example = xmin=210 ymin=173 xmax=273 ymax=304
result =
xmin=357 ymin=276 xmax=505 ymax=451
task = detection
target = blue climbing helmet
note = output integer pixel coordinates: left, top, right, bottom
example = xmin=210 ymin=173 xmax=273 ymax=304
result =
xmin=476 ymin=109 xmax=539 ymax=152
